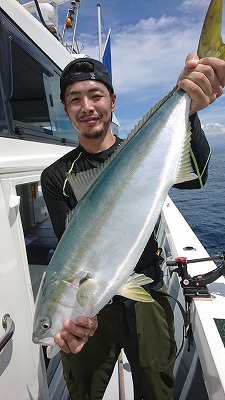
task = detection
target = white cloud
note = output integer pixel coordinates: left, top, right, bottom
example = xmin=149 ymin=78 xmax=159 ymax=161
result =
xmin=79 ymin=15 xmax=201 ymax=101
xmin=179 ymin=0 xmax=209 ymax=13
xmin=199 ymin=94 xmax=225 ymax=127
xmin=203 ymin=123 xmax=225 ymax=136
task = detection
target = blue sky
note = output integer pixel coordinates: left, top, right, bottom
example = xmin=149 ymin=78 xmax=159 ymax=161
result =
xmin=23 ymin=0 xmax=225 ymax=145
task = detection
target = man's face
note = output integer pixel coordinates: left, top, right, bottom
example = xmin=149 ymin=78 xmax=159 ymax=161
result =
xmin=63 ymin=80 xmax=116 ymax=140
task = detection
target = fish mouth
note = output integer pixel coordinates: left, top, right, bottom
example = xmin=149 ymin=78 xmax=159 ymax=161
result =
xmin=32 ymin=334 xmax=55 ymax=347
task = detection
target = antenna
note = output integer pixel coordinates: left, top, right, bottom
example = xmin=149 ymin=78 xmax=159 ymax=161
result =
xmin=61 ymin=0 xmax=81 ymax=53
xmin=97 ymin=4 xmax=102 ymax=61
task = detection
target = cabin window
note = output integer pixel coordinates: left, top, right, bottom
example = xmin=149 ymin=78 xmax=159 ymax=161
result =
xmin=0 ymin=11 xmax=78 ymax=145
xmin=11 ymin=42 xmax=50 ymax=124
xmin=42 ymin=68 xmax=77 ymax=140
xmin=10 ymin=42 xmax=77 ymax=143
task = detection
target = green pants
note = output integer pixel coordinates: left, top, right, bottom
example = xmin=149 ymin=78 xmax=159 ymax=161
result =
xmin=61 ymin=292 xmax=176 ymax=400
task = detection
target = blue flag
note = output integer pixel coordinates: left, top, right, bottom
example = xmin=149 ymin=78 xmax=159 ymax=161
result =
xmin=102 ymin=29 xmax=112 ymax=79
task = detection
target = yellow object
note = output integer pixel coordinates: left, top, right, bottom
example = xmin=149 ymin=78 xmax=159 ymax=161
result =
xmin=197 ymin=0 xmax=225 ymax=59
xmin=65 ymin=17 xmax=72 ymax=28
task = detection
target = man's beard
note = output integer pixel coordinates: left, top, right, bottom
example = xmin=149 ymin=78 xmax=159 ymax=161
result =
xmin=81 ymin=130 xmax=104 ymax=140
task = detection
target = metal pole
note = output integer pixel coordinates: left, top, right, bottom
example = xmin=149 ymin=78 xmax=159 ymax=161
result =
xmin=97 ymin=4 xmax=102 ymax=61
xmin=72 ymin=5 xmax=79 ymax=53
xmin=118 ymin=351 xmax=126 ymax=400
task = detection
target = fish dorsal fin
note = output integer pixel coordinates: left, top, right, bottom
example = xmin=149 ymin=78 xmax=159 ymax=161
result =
xmin=66 ymin=165 xmax=105 ymax=202
xmin=117 ymin=272 xmax=154 ymax=302
xmin=124 ymin=85 xmax=177 ymax=146
xmin=66 ymin=86 xmax=177 ymax=201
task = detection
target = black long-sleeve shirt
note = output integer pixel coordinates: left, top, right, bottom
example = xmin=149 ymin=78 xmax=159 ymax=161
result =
xmin=41 ymin=113 xmax=210 ymax=285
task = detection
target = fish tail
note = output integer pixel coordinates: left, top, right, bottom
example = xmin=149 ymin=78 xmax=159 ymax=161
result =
xmin=197 ymin=0 xmax=225 ymax=60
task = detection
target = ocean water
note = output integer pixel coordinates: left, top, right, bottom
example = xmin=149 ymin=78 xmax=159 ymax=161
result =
xmin=169 ymin=147 xmax=225 ymax=258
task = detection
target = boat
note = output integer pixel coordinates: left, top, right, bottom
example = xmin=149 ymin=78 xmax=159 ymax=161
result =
xmin=0 ymin=1 xmax=224 ymax=399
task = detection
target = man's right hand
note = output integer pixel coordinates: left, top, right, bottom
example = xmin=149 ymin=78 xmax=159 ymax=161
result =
xmin=54 ymin=315 xmax=98 ymax=354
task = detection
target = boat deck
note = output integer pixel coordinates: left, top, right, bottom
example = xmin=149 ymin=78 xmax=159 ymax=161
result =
xmin=25 ymin=217 xmax=57 ymax=265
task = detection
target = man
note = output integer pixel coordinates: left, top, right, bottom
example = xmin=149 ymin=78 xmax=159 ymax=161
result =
xmin=41 ymin=54 xmax=225 ymax=399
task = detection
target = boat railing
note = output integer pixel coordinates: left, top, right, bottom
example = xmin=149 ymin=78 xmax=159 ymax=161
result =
xmin=0 ymin=314 xmax=15 ymax=352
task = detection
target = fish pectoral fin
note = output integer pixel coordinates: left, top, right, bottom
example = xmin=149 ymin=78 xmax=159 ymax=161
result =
xmin=46 ymin=344 xmax=60 ymax=359
xmin=76 ymin=278 xmax=100 ymax=308
xmin=118 ymin=284 xmax=154 ymax=302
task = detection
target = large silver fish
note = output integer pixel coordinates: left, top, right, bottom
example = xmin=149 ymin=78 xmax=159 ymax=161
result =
xmin=32 ymin=0 xmax=225 ymax=356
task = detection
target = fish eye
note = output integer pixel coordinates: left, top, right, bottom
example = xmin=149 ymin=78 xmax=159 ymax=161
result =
xmin=40 ymin=317 xmax=51 ymax=330
xmin=79 ymin=272 xmax=94 ymax=285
